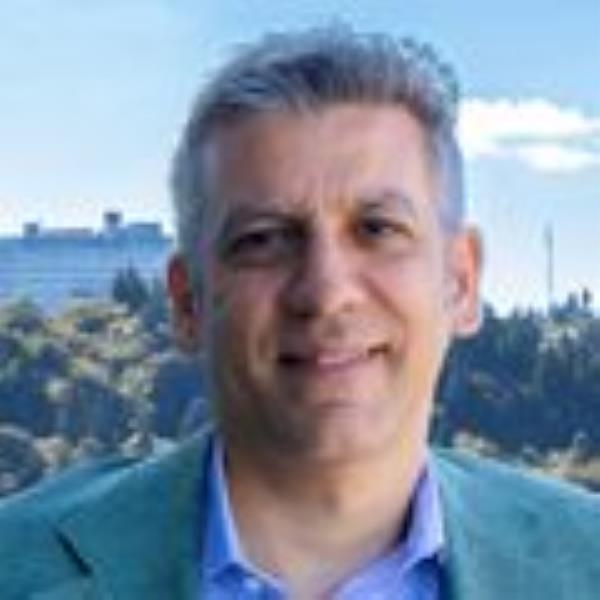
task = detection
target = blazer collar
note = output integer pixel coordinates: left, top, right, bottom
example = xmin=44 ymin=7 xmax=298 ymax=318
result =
xmin=49 ymin=431 xmax=211 ymax=600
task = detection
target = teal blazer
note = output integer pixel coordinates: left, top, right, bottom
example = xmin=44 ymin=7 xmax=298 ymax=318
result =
xmin=1 ymin=431 xmax=599 ymax=599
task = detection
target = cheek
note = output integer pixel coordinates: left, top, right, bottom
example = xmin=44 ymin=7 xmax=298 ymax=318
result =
xmin=207 ymin=270 xmax=282 ymax=356
xmin=373 ymin=254 xmax=453 ymax=369
xmin=374 ymin=253 xmax=447 ymax=314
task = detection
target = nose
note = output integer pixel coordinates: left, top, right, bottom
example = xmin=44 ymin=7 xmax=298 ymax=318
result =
xmin=282 ymin=231 xmax=365 ymax=319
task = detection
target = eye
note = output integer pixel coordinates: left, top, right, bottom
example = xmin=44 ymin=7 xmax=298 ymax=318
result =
xmin=224 ymin=225 xmax=301 ymax=265
xmin=356 ymin=216 xmax=410 ymax=240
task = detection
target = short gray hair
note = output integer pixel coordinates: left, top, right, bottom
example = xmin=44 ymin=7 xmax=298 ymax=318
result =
xmin=171 ymin=25 xmax=464 ymax=280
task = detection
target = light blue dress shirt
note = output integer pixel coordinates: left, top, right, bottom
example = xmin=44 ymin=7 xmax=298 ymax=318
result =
xmin=200 ymin=436 xmax=445 ymax=599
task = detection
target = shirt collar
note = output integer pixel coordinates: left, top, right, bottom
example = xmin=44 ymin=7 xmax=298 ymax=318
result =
xmin=202 ymin=434 xmax=247 ymax=579
xmin=394 ymin=451 xmax=445 ymax=571
xmin=202 ymin=435 xmax=445 ymax=583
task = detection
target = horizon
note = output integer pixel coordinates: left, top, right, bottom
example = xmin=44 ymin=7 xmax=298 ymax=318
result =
xmin=0 ymin=212 xmax=594 ymax=317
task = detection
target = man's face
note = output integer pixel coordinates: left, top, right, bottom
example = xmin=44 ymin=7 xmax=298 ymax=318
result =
xmin=178 ymin=105 xmax=480 ymax=463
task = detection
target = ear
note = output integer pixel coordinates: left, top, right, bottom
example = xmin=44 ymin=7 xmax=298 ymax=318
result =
xmin=167 ymin=254 xmax=202 ymax=353
xmin=447 ymin=226 xmax=483 ymax=338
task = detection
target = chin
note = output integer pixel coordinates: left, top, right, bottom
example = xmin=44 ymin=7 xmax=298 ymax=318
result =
xmin=299 ymin=418 xmax=401 ymax=465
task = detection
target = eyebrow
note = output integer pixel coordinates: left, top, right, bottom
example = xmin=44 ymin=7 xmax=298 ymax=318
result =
xmin=216 ymin=206 xmax=297 ymax=242
xmin=357 ymin=189 xmax=419 ymax=218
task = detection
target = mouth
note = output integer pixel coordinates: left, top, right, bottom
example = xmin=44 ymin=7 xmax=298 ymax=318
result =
xmin=279 ymin=344 xmax=388 ymax=373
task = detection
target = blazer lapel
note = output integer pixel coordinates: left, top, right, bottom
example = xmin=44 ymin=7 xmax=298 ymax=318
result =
xmin=433 ymin=450 xmax=560 ymax=600
xmin=50 ymin=432 xmax=211 ymax=600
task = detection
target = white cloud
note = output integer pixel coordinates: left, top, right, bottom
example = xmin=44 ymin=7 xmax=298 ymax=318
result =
xmin=458 ymin=98 xmax=600 ymax=173
xmin=513 ymin=143 xmax=600 ymax=173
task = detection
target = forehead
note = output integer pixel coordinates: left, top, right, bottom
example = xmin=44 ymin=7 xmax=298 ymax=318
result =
xmin=202 ymin=104 xmax=438 ymax=217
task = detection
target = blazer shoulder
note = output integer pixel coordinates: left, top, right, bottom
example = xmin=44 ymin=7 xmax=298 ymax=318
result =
xmin=433 ymin=448 xmax=600 ymax=597
xmin=1 ymin=453 xmax=136 ymax=513
xmin=0 ymin=433 xmax=210 ymax=598
xmin=0 ymin=455 xmax=139 ymax=597
xmin=434 ymin=447 xmax=600 ymax=531
xmin=0 ymin=454 xmax=139 ymax=546
xmin=0 ymin=430 xmax=210 ymax=531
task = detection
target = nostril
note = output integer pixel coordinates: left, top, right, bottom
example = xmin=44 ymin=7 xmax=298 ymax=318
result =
xmin=279 ymin=353 xmax=303 ymax=366
xmin=369 ymin=345 xmax=387 ymax=357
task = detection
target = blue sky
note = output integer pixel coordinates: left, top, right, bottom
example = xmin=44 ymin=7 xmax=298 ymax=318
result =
xmin=1 ymin=0 xmax=599 ymax=311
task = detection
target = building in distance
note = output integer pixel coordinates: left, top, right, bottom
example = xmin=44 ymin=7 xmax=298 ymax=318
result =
xmin=0 ymin=211 xmax=173 ymax=312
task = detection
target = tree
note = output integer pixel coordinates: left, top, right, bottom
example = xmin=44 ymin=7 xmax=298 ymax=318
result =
xmin=111 ymin=266 xmax=150 ymax=313
xmin=0 ymin=425 xmax=46 ymax=496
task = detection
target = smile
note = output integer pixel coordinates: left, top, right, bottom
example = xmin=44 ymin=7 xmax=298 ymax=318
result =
xmin=279 ymin=345 xmax=387 ymax=373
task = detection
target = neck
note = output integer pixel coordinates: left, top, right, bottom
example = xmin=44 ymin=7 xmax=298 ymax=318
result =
xmin=224 ymin=435 xmax=427 ymax=597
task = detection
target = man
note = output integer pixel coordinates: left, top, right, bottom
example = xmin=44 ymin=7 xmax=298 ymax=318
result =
xmin=1 ymin=26 xmax=599 ymax=600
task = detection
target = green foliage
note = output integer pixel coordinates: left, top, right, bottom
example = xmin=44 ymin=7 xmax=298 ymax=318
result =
xmin=0 ymin=425 xmax=45 ymax=495
xmin=1 ymin=291 xmax=600 ymax=493
xmin=0 ymin=297 xmax=202 ymax=495
xmin=0 ymin=299 xmax=45 ymax=334
xmin=438 ymin=295 xmax=600 ymax=456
